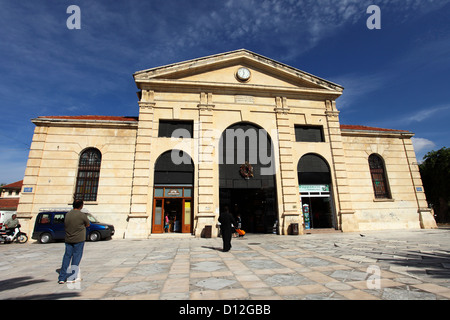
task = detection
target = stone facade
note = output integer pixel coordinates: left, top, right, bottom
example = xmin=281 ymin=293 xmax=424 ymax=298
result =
xmin=341 ymin=127 xmax=436 ymax=231
xmin=17 ymin=49 xmax=436 ymax=239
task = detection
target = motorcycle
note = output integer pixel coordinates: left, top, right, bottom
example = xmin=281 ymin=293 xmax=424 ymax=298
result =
xmin=0 ymin=225 xmax=28 ymax=244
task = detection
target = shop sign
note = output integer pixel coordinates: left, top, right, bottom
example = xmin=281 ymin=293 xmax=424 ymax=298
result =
xmin=299 ymin=185 xmax=329 ymax=193
xmin=166 ymin=189 xmax=181 ymax=197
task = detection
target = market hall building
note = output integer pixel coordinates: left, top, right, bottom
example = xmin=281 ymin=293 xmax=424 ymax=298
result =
xmin=17 ymin=49 xmax=437 ymax=239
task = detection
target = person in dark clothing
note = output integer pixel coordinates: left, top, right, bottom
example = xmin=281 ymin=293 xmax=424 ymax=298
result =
xmin=218 ymin=205 xmax=237 ymax=252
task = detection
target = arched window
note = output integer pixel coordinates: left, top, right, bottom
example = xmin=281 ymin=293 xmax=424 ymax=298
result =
xmin=297 ymin=153 xmax=331 ymax=185
xmin=154 ymin=150 xmax=194 ymax=185
xmin=368 ymin=154 xmax=391 ymax=199
xmin=74 ymin=148 xmax=102 ymax=201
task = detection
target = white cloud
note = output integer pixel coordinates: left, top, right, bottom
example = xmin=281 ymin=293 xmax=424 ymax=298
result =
xmin=411 ymin=137 xmax=436 ymax=161
xmin=412 ymin=137 xmax=436 ymax=153
xmin=405 ymin=105 xmax=450 ymax=123
xmin=377 ymin=105 xmax=450 ymax=128
xmin=331 ymin=72 xmax=393 ymax=109
xmin=167 ymin=0 xmax=449 ymax=64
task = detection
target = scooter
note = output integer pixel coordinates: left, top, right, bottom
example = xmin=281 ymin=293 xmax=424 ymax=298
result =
xmin=0 ymin=225 xmax=28 ymax=244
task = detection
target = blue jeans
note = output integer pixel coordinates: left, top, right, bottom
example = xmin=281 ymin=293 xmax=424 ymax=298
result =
xmin=58 ymin=242 xmax=85 ymax=282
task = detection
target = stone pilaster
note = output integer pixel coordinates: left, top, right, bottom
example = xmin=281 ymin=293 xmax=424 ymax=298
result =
xmin=325 ymin=100 xmax=358 ymax=232
xmin=275 ymin=97 xmax=302 ymax=235
xmin=17 ymin=125 xmax=48 ymax=235
xmin=195 ymin=92 xmax=217 ymax=237
xmin=401 ymin=136 xmax=437 ymax=229
xmin=125 ymin=90 xmax=155 ymax=238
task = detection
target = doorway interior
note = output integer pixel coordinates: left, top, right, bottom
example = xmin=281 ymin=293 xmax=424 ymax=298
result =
xmin=220 ymin=188 xmax=277 ymax=233
xmin=164 ymin=198 xmax=182 ymax=233
xmin=298 ymin=154 xmax=337 ymax=230
xmin=152 ymin=186 xmax=192 ymax=234
xmin=301 ymin=195 xmax=334 ymax=229
xmin=218 ymin=122 xmax=278 ymax=234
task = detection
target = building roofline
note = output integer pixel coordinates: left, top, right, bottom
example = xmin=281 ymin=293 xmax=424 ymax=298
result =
xmin=134 ymin=49 xmax=344 ymax=92
xmin=32 ymin=116 xmax=139 ymax=128
xmin=34 ymin=115 xmax=138 ymax=122
xmin=1 ymin=180 xmax=23 ymax=189
xmin=32 ymin=116 xmax=411 ymax=136
xmin=340 ymin=124 xmax=413 ymax=137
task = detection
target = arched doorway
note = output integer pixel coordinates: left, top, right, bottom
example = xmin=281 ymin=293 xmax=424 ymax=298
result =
xmin=219 ymin=122 xmax=277 ymax=233
xmin=298 ymin=154 xmax=336 ymax=230
xmin=152 ymin=150 xmax=194 ymax=234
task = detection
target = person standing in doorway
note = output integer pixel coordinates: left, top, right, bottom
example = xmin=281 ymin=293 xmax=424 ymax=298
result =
xmin=234 ymin=214 xmax=242 ymax=237
xmin=219 ymin=205 xmax=237 ymax=252
xmin=58 ymin=200 xmax=90 ymax=284
xmin=164 ymin=214 xmax=169 ymax=233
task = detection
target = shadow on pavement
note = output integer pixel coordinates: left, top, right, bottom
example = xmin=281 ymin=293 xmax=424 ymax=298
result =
xmin=0 ymin=276 xmax=49 ymax=292
xmin=201 ymin=246 xmax=223 ymax=251
xmin=0 ymin=276 xmax=81 ymax=300
xmin=379 ymin=250 xmax=450 ymax=279
xmin=5 ymin=292 xmax=80 ymax=300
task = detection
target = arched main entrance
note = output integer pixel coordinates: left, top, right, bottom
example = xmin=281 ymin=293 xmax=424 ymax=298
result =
xmin=298 ymin=154 xmax=336 ymax=230
xmin=152 ymin=150 xmax=194 ymax=234
xmin=219 ymin=122 xmax=277 ymax=233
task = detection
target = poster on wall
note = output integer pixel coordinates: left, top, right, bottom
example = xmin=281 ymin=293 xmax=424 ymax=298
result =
xmin=303 ymin=204 xmax=310 ymax=230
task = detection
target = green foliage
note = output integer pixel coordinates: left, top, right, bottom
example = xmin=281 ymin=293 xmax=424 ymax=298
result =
xmin=419 ymin=147 xmax=450 ymax=222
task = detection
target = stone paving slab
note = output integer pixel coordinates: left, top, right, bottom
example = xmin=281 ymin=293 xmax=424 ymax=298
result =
xmin=0 ymin=228 xmax=449 ymax=301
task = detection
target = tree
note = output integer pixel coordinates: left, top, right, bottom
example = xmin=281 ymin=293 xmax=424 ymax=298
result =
xmin=419 ymin=147 xmax=450 ymax=223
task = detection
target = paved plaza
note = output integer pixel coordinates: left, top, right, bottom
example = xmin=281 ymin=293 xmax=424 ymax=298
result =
xmin=0 ymin=228 xmax=450 ymax=301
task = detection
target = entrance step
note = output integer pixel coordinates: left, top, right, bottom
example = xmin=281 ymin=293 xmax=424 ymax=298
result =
xmin=149 ymin=233 xmax=195 ymax=239
xmin=304 ymin=229 xmax=342 ymax=235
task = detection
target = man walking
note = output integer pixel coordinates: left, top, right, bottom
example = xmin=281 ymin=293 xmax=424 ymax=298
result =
xmin=58 ymin=200 xmax=90 ymax=284
xmin=218 ymin=205 xmax=237 ymax=252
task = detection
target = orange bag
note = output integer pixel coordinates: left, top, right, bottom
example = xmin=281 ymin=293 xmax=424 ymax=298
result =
xmin=236 ymin=229 xmax=245 ymax=236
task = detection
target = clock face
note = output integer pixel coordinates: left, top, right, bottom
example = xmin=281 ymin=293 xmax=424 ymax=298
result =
xmin=236 ymin=67 xmax=251 ymax=81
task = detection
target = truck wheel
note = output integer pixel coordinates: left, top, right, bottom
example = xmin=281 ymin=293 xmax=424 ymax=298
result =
xmin=89 ymin=231 xmax=100 ymax=242
xmin=39 ymin=233 xmax=52 ymax=244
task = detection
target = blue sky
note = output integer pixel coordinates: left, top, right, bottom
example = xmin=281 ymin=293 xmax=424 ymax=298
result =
xmin=1 ymin=0 xmax=449 ymax=183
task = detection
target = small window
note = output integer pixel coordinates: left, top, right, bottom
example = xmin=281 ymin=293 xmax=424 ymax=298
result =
xmin=369 ymin=154 xmax=391 ymax=199
xmin=155 ymin=188 xmax=164 ymax=197
xmin=158 ymin=120 xmax=193 ymax=138
xmin=295 ymin=125 xmax=324 ymax=142
xmin=39 ymin=214 xmax=51 ymax=224
xmin=53 ymin=213 xmax=65 ymax=224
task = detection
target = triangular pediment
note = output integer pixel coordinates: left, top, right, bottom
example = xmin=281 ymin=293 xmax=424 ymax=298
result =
xmin=134 ymin=49 xmax=343 ymax=96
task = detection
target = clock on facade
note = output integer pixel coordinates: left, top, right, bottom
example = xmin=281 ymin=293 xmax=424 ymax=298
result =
xmin=236 ymin=67 xmax=251 ymax=81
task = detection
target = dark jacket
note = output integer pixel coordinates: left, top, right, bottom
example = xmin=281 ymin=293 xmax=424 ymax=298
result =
xmin=219 ymin=211 xmax=237 ymax=231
